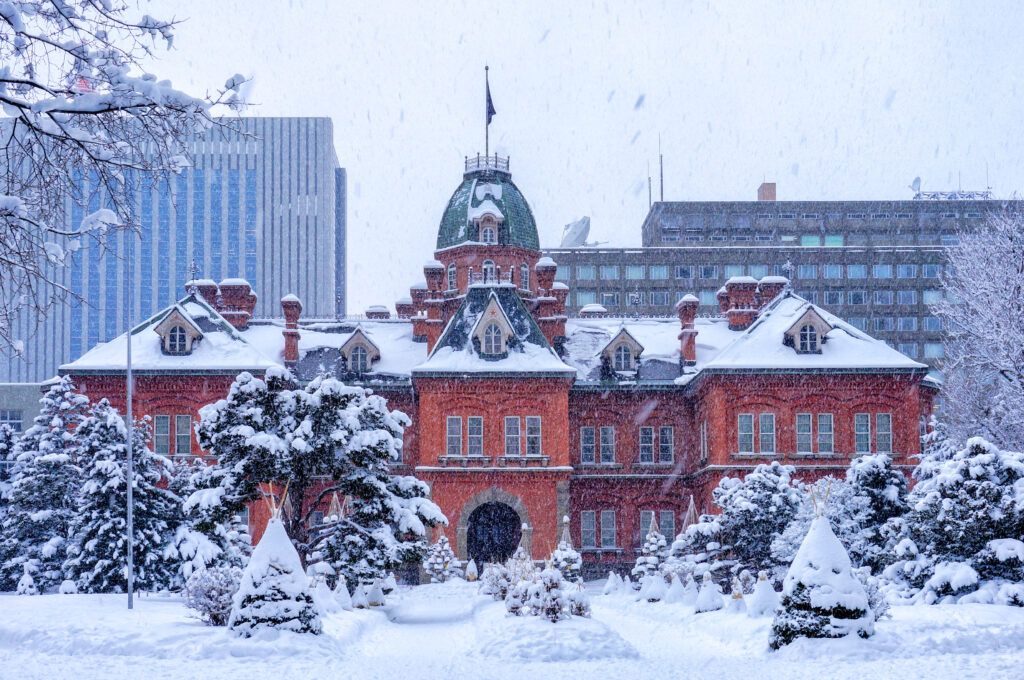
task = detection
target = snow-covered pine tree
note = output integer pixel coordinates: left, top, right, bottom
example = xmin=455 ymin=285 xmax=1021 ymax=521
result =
xmin=845 ymin=454 xmax=908 ymax=572
xmin=525 ymin=567 xmax=570 ymax=623
xmin=16 ymin=564 xmax=37 ymax=595
xmin=0 ymin=423 xmax=18 ymax=556
xmin=769 ymin=516 xmax=873 ymax=649
xmin=549 ymin=516 xmax=582 ymax=583
xmin=424 ymin=534 xmax=458 ymax=583
xmin=0 ymin=376 xmax=88 ymax=590
xmin=770 ymin=477 xmax=870 ymax=570
xmin=631 ymin=517 xmax=667 ymax=582
xmin=63 ymin=401 xmax=179 ymax=593
xmin=480 ymin=562 xmax=512 ymax=601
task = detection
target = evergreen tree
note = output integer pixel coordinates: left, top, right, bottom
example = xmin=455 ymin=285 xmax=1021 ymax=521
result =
xmin=64 ymin=401 xmax=179 ymax=592
xmin=631 ymin=519 xmax=667 ymax=582
xmin=845 ymin=454 xmax=907 ymax=571
xmin=549 ymin=517 xmax=582 ymax=583
xmin=771 ymin=477 xmax=870 ymax=570
xmin=0 ymin=424 xmax=19 ymax=544
xmin=0 ymin=376 xmax=88 ymax=590
xmin=424 ymin=534 xmax=460 ymax=583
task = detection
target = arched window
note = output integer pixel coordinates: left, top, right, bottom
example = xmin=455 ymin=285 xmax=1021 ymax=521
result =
xmin=481 ymin=225 xmax=497 ymax=244
xmin=483 ymin=323 xmax=503 ymax=355
xmin=350 ymin=345 xmax=369 ymax=373
xmin=482 ymin=260 xmax=496 ymax=283
xmin=613 ymin=344 xmax=633 ymax=371
xmin=798 ymin=324 xmax=819 ymax=352
xmin=168 ymin=326 xmax=188 ymax=354
xmin=520 ymin=263 xmax=530 ymax=290
xmin=447 ymin=263 xmax=457 ymax=291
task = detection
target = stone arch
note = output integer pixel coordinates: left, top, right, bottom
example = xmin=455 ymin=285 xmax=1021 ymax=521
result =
xmin=455 ymin=486 xmax=532 ymax=561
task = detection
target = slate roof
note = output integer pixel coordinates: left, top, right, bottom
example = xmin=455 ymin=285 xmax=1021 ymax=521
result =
xmin=436 ymin=169 xmax=539 ymax=251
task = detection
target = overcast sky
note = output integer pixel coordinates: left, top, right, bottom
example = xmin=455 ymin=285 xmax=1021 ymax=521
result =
xmin=147 ymin=0 xmax=1024 ymax=314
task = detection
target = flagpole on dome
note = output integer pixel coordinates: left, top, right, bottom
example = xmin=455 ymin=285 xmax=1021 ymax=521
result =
xmin=485 ymin=65 xmax=496 ymax=162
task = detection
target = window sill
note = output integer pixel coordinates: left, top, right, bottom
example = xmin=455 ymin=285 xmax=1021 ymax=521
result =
xmin=495 ymin=455 xmax=551 ymax=468
xmin=437 ymin=455 xmax=492 ymax=467
xmin=577 ymin=462 xmax=624 ymax=470
xmin=730 ymin=453 xmax=783 ymax=460
xmin=580 ymin=547 xmax=624 ymax=554
xmin=631 ymin=462 xmax=675 ymax=471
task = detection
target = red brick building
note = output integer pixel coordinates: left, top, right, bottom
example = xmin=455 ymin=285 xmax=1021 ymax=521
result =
xmin=61 ymin=155 xmax=936 ymax=576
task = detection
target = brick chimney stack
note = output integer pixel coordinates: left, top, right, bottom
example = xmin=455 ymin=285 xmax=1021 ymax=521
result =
xmin=724 ymin=276 xmax=759 ymax=330
xmin=716 ymin=286 xmax=730 ymax=315
xmin=756 ymin=276 xmax=789 ymax=308
xmin=675 ymin=294 xmax=699 ymax=365
xmin=757 ymin=182 xmax=776 ymax=201
xmin=217 ymin=279 xmax=258 ymax=330
xmin=365 ymin=305 xmax=391 ymax=320
xmin=191 ymin=279 xmax=220 ymax=305
xmin=281 ymin=294 xmax=302 ymax=366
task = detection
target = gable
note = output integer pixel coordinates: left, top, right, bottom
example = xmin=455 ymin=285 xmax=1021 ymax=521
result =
xmin=783 ymin=307 xmax=833 ymax=353
xmin=339 ymin=329 xmax=381 ymax=363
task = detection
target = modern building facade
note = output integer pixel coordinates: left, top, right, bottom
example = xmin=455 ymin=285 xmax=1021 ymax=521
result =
xmin=2 ymin=117 xmax=346 ymax=391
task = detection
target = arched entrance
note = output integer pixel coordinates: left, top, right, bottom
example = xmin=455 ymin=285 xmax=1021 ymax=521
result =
xmin=467 ymin=502 xmax=521 ymax=565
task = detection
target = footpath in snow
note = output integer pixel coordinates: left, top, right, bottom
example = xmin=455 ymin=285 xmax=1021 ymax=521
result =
xmin=1 ymin=581 xmax=1023 ymax=680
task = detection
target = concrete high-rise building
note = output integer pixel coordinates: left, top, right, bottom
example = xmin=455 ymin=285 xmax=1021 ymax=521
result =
xmin=2 ymin=117 xmax=346 ymax=388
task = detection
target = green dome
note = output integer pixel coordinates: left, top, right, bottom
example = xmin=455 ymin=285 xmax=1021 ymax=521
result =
xmin=436 ymin=166 xmax=539 ymax=251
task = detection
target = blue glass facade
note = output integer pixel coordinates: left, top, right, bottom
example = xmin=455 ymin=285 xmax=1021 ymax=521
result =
xmin=157 ymin=175 xmax=170 ymax=309
xmin=140 ymin=173 xmax=153 ymax=314
xmin=86 ymin=184 xmax=100 ymax=349
xmin=192 ymin=169 xmax=205 ymax=271
xmin=69 ymin=171 xmax=84 ymax=359
xmin=228 ymin=169 xmax=240 ymax=275
xmin=209 ymin=169 xmax=222 ymax=278
xmin=245 ymin=169 xmax=257 ymax=282
xmin=175 ymin=174 xmax=188 ymax=292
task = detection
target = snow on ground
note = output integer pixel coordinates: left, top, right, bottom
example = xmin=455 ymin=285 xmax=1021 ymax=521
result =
xmin=1 ymin=580 xmax=1023 ymax=680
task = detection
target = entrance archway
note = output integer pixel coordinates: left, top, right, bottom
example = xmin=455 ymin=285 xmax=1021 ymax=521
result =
xmin=467 ymin=502 xmax=521 ymax=564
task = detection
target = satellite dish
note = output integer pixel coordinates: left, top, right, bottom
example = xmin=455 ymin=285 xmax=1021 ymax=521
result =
xmin=910 ymin=176 xmax=921 ymax=194
xmin=560 ymin=216 xmax=591 ymax=248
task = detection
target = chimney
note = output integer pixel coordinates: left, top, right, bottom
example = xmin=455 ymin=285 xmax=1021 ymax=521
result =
xmin=534 ymin=256 xmax=557 ymax=291
xmin=217 ymin=279 xmax=258 ymax=330
xmin=716 ymin=286 xmax=730 ymax=315
xmin=281 ymin=294 xmax=302 ymax=366
xmin=423 ymin=260 xmax=445 ymax=294
xmin=191 ymin=279 xmax=220 ymax=304
xmin=395 ymin=297 xmax=414 ymax=319
xmin=675 ymin=294 xmax=699 ymax=365
xmin=724 ymin=277 xmax=759 ymax=330
xmin=365 ymin=305 xmax=391 ymax=320
xmin=756 ymin=276 xmax=789 ymax=308
xmin=757 ymin=182 xmax=776 ymax=201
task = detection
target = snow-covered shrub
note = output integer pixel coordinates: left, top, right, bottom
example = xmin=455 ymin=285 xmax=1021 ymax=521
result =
xmin=769 ymin=516 xmax=873 ymax=650
xmin=506 ymin=543 xmax=536 ymax=584
xmin=16 ymin=564 xmax=37 ymax=595
xmin=229 ymin=517 xmax=321 ymax=637
xmin=631 ymin=522 xmax=667 ymax=583
xmin=382 ymin=572 xmax=398 ymax=593
xmin=183 ymin=566 xmax=243 ymax=626
xmin=424 ymin=535 xmax=460 ymax=583
xmin=549 ymin=519 xmax=582 ymax=583
xmin=367 ymin=580 xmax=386 ymax=606
xmin=771 ymin=477 xmax=870 ymax=569
xmin=58 ymin=579 xmax=77 ymax=595
xmin=726 ymin=577 xmax=746 ymax=613
xmin=746 ymin=571 xmax=779 ymax=617
xmin=854 ymin=567 xmax=889 ymax=621
xmin=465 ymin=559 xmax=479 ymax=582
xmin=695 ymin=572 xmax=724 ymax=613
xmin=566 ymin=583 xmax=592 ymax=617
xmin=525 ymin=568 xmax=570 ymax=623
xmin=334 ymin=575 xmax=353 ymax=611
xmin=643 ymin=573 xmax=668 ymax=602
xmin=480 ymin=562 xmax=512 ymax=601
xmin=844 ymin=454 xmax=908 ymax=571
xmin=663 ymin=574 xmax=685 ymax=603
xmin=601 ymin=571 xmax=621 ymax=596
xmin=505 ymin=579 xmax=529 ymax=616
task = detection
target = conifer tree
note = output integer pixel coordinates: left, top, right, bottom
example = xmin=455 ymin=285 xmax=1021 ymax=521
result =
xmin=0 ymin=376 xmax=88 ymax=590
xmin=549 ymin=516 xmax=582 ymax=583
xmin=424 ymin=534 xmax=459 ymax=583
xmin=64 ymin=401 xmax=179 ymax=593
xmin=631 ymin=518 xmax=667 ymax=582
xmin=845 ymin=454 xmax=908 ymax=571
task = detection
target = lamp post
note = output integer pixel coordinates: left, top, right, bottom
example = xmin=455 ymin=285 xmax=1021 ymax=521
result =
xmin=125 ymin=227 xmax=135 ymax=610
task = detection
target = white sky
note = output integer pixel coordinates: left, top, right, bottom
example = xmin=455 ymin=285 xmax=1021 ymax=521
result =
xmin=146 ymin=0 xmax=1024 ymax=314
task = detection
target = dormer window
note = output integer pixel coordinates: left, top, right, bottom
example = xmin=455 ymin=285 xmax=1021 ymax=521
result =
xmin=350 ymin=345 xmax=368 ymax=373
xmin=447 ymin=263 xmax=457 ymax=291
xmin=483 ymin=323 xmax=503 ymax=355
xmin=613 ymin=344 xmax=633 ymax=371
xmin=798 ymin=324 xmax=819 ymax=352
xmin=520 ymin=263 xmax=530 ymax=289
xmin=784 ymin=307 xmax=832 ymax=354
xmin=339 ymin=329 xmax=381 ymax=376
xmin=482 ymin=260 xmax=496 ymax=284
xmin=168 ymin=326 xmax=188 ymax=354
xmin=601 ymin=328 xmax=644 ymax=374
xmin=481 ymin=225 xmax=497 ymax=244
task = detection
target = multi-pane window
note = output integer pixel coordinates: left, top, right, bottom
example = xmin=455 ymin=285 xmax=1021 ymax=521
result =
xmin=924 ymin=343 xmax=944 ymax=358
xmin=639 ymin=427 xmax=655 ymax=463
xmin=446 ymin=416 xmax=462 ymax=456
xmin=699 ymin=291 xmax=718 ymax=306
xmin=520 ymin=263 xmax=530 ymax=289
xmin=759 ymin=413 xmax=776 ymax=453
xmin=175 ymin=415 xmax=191 ymax=455
xmin=600 ymin=292 xmax=620 ymax=306
xmin=576 ymin=291 xmax=596 ymax=306
xmin=873 ymin=264 xmax=893 ymax=279
xmin=627 ymin=292 xmax=644 ymax=306
xmin=600 ymin=426 xmax=615 ymax=463
xmin=468 ymin=416 xmax=483 ymax=456
xmin=897 ymin=290 xmax=918 ymax=305
xmin=0 ymin=409 xmax=23 ymax=432
xmin=724 ymin=264 xmax=745 ymax=277
xmin=660 ymin=510 xmax=675 ymax=539
xmin=447 ymin=264 xmax=457 ymax=290
xmin=580 ymin=427 xmax=596 ymax=463
xmin=555 ymin=265 xmax=569 ymax=281
xmin=600 ymin=510 xmax=616 ymax=548
xmin=576 ymin=265 xmax=596 ymax=280
xmin=874 ymin=290 xmax=894 ymax=305
xmin=817 ymin=414 xmax=834 ymax=454
xmin=848 ymin=317 xmax=868 ymax=331
xmin=649 ymin=265 xmax=668 ymax=279
xmin=798 ymin=264 xmax=817 ymax=279
xmin=798 ymin=325 xmax=819 ymax=352
xmin=581 ymin=511 xmax=596 ymax=548
xmin=626 ymin=265 xmax=645 ymax=279
xmin=897 ymin=264 xmax=917 ymax=278
xmin=855 ymin=413 xmax=871 ymax=454
xmin=737 ymin=414 xmax=754 ymax=453
xmin=923 ymin=316 xmax=942 ymax=331
xmin=922 ymin=264 xmax=942 ymax=279
xmin=483 ymin=323 xmax=502 ymax=355
xmin=823 ymin=264 xmax=843 ymax=279
xmin=699 ymin=420 xmax=709 ymax=463
xmin=599 ymin=265 xmax=619 ymax=280
xmin=504 ymin=417 xmax=520 ymax=456
xmin=749 ymin=265 xmax=768 ymax=278
xmin=699 ymin=265 xmax=717 ymax=279
xmin=650 ymin=291 xmax=670 ymax=306
xmin=640 ymin=509 xmax=656 ymax=538
xmin=796 ymin=413 xmax=813 ymax=453
xmin=824 ymin=290 xmax=843 ymax=306
xmin=801 ymin=235 xmax=822 ymax=246
xmin=877 ymin=413 xmax=892 ymax=453
xmin=898 ymin=317 xmax=918 ymax=331
xmin=168 ymin=326 xmax=188 ymax=354
xmin=676 ymin=265 xmax=693 ymax=279
xmin=899 ymin=342 xmax=919 ymax=358
xmin=613 ymin=345 xmax=633 ymax=371
xmin=923 ymin=290 xmax=943 ymax=304
xmin=659 ymin=426 xmax=674 ymax=463
xmin=154 ymin=415 xmax=170 ymax=455
xmin=848 ymin=290 xmax=867 ymax=305
xmin=526 ymin=416 xmax=542 ymax=455
xmin=350 ymin=346 xmax=369 ymax=372
xmin=482 ymin=260 xmax=496 ymax=283
xmin=874 ymin=318 xmax=895 ymax=331
xmin=824 ymin=234 xmax=844 ymax=246
xmin=847 ymin=264 xmax=867 ymax=279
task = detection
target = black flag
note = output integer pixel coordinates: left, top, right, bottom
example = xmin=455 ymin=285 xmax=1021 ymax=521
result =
xmin=486 ymin=74 xmax=496 ymax=125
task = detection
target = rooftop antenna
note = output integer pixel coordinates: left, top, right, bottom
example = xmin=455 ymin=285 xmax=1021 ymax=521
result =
xmin=659 ymin=134 xmax=664 ymax=202
xmin=647 ymin=161 xmax=652 ymax=211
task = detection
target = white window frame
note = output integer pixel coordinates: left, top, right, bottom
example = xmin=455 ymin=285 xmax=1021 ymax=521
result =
xmin=447 ymin=263 xmax=457 ymax=291
xmin=855 ymin=413 xmax=871 ymax=454
xmin=876 ymin=413 xmax=892 ymax=453
xmin=759 ymin=413 xmax=776 ymax=454
xmin=520 ymin=263 xmax=530 ymax=289
xmin=659 ymin=426 xmax=674 ymax=463
xmin=350 ymin=345 xmax=368 ymax=373
xmin=737 ymin=413 xmax=754 ymax=454
xmin=817 ymin=413 xmax=834 ymax=454
xmin=638 ymin=427 xmax=654 ymax=463
xmin=581 ymin=510 xmax=596 ymax=548
xmin=699 ymin=420 xmax=708 ymax=463
xmin=482 ymin=323 xmax=502 ymax=355
xmin=174 ymin=414 xmax=191 ymax=455
xmin=796 ymin=413 xmax=813 ymax=454
xmin=481 ymin=225 xmax=496 ymax=244
xmin=482 ymin=259 xmax=496 ymax=283
xmin=168 ymin=326 xmax=188 ymax=354
xmin=580 ymin=426 xmax=596 ymax=463
xmin=612 ymin=345 xmax=633 ymax=371
xmin=446 ymin=416 xmax=462 ymax=456
xmin=600 ymin=510 xmax=616 ymax=548
xmin=526 ymin=416 xmax=542 ymax=456
xmin=467 ymin=416 xmax=483 ymax=456
xmin=154 ymin=414 xmax=170 ymax=455
xmin=599 ymin=426 xmax=615 ymax=463
xmin=798 ymin=324 xmax=818 ymax=352
xmin=660 ymin=510 xmax=675 ymax=539
xmin=504 ymin=416 xmax=521 ymax=456
xmin=640 ymin=510 xmax=655 ymax=538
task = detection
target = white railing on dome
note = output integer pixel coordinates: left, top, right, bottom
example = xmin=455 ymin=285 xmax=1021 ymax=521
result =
xmin=465 ymin=153 xmax=510 ymax=173
xmin=468 ymin=269 xmax=514 ymax=285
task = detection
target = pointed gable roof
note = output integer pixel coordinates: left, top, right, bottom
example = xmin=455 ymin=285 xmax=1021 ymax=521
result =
xmin=413 ymin=285 xmax=575 ymax=377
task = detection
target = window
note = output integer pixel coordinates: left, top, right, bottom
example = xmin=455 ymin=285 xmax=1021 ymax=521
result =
xmin=627 ymin=292 xmax=644 ymax=306
xmin=801 ymin=235 xmax=822 ymax=246
xmin=526 ymin=416 xmax=542 ymax=456
xmin=580 ymin=427 xmax=596 ymax=463
xmin=480 ymin=225 xmax=496 ymax=244
xmin=626 ymin=265 xmax=645 ymax=279
xmin=847 ymin=265 xmax=867 ymax=279
xmin=874 ymin=318 xmax=895 ymax=331
xmin=749 ymin=265 xmax=768 ymax=279
xmin=613 ymin=344 xmax=633 ymax=371
xmin=699 ymin=420 xmax=708 ymax=463
xmin=922 ymin=264 xmax=941 ymax=279
xmin=759 ymin=413 xmax=775 ymax=454
xmin=168 ymin=326 xmax=188 ymax=354
xmin=872 ymin=213 xmax=890 ymax=219
xmin=823 ymin=264 xmax=843 ymax=279
xmin=738 ymin=414 xmax=754 ymax=454
xmin=649 ymin=265 xmax=668 ymax=279
xmin=699 ymin=265 xmax=717 ymax=279
xmin=482 ymin=260 xmax=496 ymax=283
xmin=855 ymin=413 xmax=871 ymax=453
xmin=848 ymin=317 xmax=868 ymax=331
xmin=349 ymin=345 xmax=369 ymax=373
xmin=639 ymin=427 xmax=654 ymax=463
xmin=600 ymin=265 xmax=619 ymax=280
xmin=675 ymin=266 xmax=693 ymax=279
xmin=600 ymin=292 xmax=620 ymax=306
xmin=876 ymin=413 xmax=892 ymax=453
xmin=898 ymin=317 xmax=918 ymax=331
xmin=468 ymin=416 xmax=483 ymax=456
xmin=576 ymin=265 xmax=596 ymax=280
xmin=923 ymin=316 xmax=942 ymax=331
xmin=797 ymin=264 xmax=816 ymax=279
xmin=897 ymin=264 xmax=917 ymax=278
xmin=600 ymin=510 xmax=616 ymax=548
xmin=600 ymin=426 xmax=615 ymax=463
xmin=520 ymin=263 xmax=530 ymax=289
xmin=446 ymin=417 xmax=462 ymax=456
xmin=447 ymin=263 xmax=457 ymax=290
xmin=923 ymin=290 xmax=943 ymax=304
xmin=824 ymin=234 xmax=844 ymax=246
xmin=699 ymin=291 xmax=717 ymax=306
xmin=482 ymin=323 xmax=503 ymax=355
xmin=796 ymin=413 xmax=812 ymax=453
xmin=897 ymin=290 xmax=918 ymax=305
xmin=555 ymin=265 xmax=569 ymax=281
xmin=640 ymin=509 xmax=657 ymax=538
xmin=663 ymin=230 xmax=681 ymax=242
xmin=0 ymin=409 xmax=22 ymax=432
xmin=924 ymin=343 xmax=944 ymax=358
xmin=650 ymin=291 xmax=669 ymax=306
xmin=848 ymin=290 xmax=867 ymax=305
xmin=581 ymin=511 xmax=596 ymax=548
xmin=154 ymin=415 xmax=170 ymax=455
xmin=175 ymin=415 xmax=191 ymax=455
xmin=576 ymin=291 xmax=596 ymax=306
xmin=874 ymin=290 xmax=894 ymax=305
xmin=724 ymin=265 xmax=745 ymax=277
xmin=824 ymin=290 xmax=843 ymax=306
xmin=659 ymin=426 xmax=674 ymax=463
xmin=660 ymin=510 xmax=675 ymax=539
xmin=798 ymin=324 xmax=819 ymax=352
xmin=799 ymin=291 xmax=818 ymax=304
xmin=817 ymin=414 xmax=834 ymax=454
xmin=873 ymin=264 xmax=893 ymax=279
xmin=899 ymin=342 xmax=919 ymax=358
xmin=504 ymin=417 xmax=520 ymax=456
xmin=940 ymin=234 xmax=959 ymax=246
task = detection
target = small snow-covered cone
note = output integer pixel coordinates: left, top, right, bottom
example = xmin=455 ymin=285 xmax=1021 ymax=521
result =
xmin=681 ymin=574 xmax=698 ymax=606
xmin=17 ymin=565 xmax=38 ymax=595
xmin=747 ymin=571 xmax=780 ymax=618
xmin=59 ymin=579 xmax=78 ymax=595
xmin=602 ymin=571 xmax=619 ymax=596
xmin=352 ymin=584 xmax=370 ymax=609
xmin=664 ymin=574 xmax=685 ymax=603
xmin=465 ymin=559 xmax=479 ymax=582
xmin=727 ymin=577 xmax=746 ymax=614
xmin=635 ymin=573 xmax=651 ymax=601
xmin=313 ymin=579 xmax=339 ymax=614
xmin=622 ymin=575 xmax=633 ymax=593
xmin=334 ymin=576 xmax=353 ymax=611
xmin=646 ymin=573 xmax=668 ymax=602
xmin=695 ymin=572 xmax=724 ymax=613
xmin=367 ymin=580 xmax=386 ymax=606
xmin=382 ymin=572 xmax=398 ymax=594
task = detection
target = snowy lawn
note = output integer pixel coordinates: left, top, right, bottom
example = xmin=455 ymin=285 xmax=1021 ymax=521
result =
xmin=1 ymin=581 xmax=1023 ymax=680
